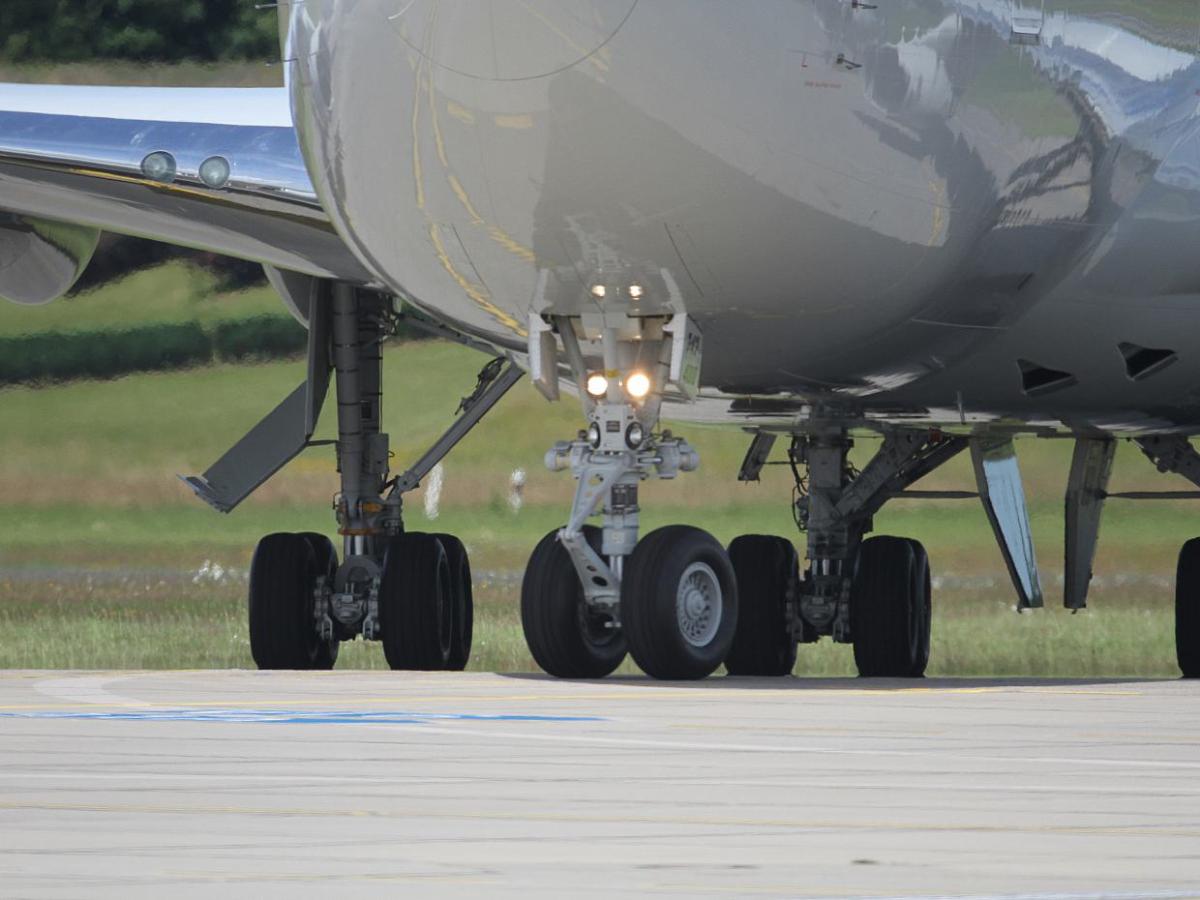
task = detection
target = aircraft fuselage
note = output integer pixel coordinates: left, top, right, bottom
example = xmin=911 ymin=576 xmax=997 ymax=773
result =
xmin=288 ymin=1 xmax=1200 ymax=432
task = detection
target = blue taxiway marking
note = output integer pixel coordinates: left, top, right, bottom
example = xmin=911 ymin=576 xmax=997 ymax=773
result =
xmin=0 ymin=709 xmax=604 ymax=725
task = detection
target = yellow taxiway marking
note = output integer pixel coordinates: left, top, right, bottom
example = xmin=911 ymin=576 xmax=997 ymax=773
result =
xmin=3 ymin=800 xmax=1197 ymax=839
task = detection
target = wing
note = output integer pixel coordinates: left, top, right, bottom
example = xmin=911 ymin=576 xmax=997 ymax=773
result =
xmin=0 ymin=83 xmax=374 ymax=299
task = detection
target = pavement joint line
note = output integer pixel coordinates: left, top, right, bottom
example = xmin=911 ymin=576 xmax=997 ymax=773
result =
xmin=0 ymin=708 xmax=605 ymax=724
xmin=3 ymin=772 xmax=1200 ymax=797
xmin=0 ymin=800 xmax=1196 ymax=839
xmin=410 ymin=723 xmax=1200 ymax=770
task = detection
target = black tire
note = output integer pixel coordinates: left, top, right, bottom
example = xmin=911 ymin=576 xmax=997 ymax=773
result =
xmin=248 ymin=532 xmax=329 ymax=670
xmin=1175 ymin=538 xmax=1200 ymax=678
xmin=434 ymin=533 xmax=473 ymax=671
xmin=621 ymin=525 xmax=738 ymax=680
xmin=521 ymin=526 xmax=627 ymax=678
xmin=725 ymin=535 xmax=798 ymax=677
xmin=298 ymin=532 xmax=340 ymax=669
xmin=850 ymin=535 xmax=931 ymax=678
xmin=379 ymin=533 xmax=452 ymax=670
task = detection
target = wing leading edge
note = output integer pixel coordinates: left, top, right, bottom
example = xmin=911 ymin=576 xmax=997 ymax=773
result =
xmin=0 ymin=83 xmax=373 ymax=289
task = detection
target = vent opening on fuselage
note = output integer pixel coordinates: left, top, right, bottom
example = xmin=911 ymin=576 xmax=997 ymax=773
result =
xmin=1017 ymin=359 xmax=1077 ymax=397
xmin=1118 ymin=342 xmax=1177 ymax=381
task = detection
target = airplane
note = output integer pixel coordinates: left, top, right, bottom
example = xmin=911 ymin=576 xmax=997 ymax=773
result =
xmin=2 ymin=0 xmax=1199 ymax=681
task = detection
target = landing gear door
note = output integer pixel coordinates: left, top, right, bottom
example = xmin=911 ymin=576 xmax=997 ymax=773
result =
xmin=665 ymin=315 xmax=702 ymax=401
xmin=970 ymin=437 xmax=1044 ymax=609
xmin=1010 ymin=0 xmax=1045 ymax=44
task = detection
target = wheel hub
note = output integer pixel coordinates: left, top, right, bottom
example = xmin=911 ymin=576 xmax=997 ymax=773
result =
xmin=676 ymin=561 xmax=722 ymax=647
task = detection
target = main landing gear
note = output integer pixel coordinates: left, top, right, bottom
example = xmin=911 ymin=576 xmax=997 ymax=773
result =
xmin=1131 ymin=436 xmax=1200 ymax=678
xmin=185 ymin=281 xmax=520 ymax=670
xmin=728 ymin=428 xmax=970 ymax=678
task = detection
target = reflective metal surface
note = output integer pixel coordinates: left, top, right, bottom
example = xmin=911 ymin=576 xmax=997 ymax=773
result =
xmin=970 ymin=437 xmax=1043 ymax=609
xmin=0 ymin=84 xmax=374 ymax=283
xmin=288 ymin=0 xmax=1200 ymax=432
xmin=0 ymin=213 xmax=98 ymax=305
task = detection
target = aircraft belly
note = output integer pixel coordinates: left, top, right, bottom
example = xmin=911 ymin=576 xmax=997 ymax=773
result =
xmin=291 ymin=1 xmax=1200 ymax=431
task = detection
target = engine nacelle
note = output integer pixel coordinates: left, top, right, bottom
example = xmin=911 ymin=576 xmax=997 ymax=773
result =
xmin=0 ymin=213 xmax=99 ymax=305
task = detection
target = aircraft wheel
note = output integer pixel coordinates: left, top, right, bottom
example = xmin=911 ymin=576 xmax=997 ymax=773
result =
xmin=434 ymin=533 xmax=474 ymax=671
xmin=621 ymin=525 xmax=738 ymax=680
xmin=724 ymin=535 xmax=798 ymax=677
xmin=297 ymin=532 xmax=340 ymax=669
xmin=379 ymin=533 xmax=452 ymax=670
xmin=249 ymin=532 xmax=331 ymax=670
xmin=521 ymin=526 xmax=627 ymax=679
xmin=851 ymin=536 xmax=931 ymax=678
xmin=1175 ymin=538 xmax=1200 ymax=678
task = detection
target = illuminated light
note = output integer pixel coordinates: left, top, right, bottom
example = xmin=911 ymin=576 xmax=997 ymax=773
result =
xmin=628 ymin=284 xmax=644 ymax=300
xmin=625 ymin=421 xmax=646 ymax=449
xmin=587 ymin=421 xmax=602 ymax=448
xmin=585 ymin=373 xmax=609 ymax=398
xmin=199 ymin=155 xmax=231 ymax=189
xmin=591 ymin=285 xmax=606 ymax=299
xmin=625 ymin=371 xmax=651 ymax=399
xmin=140 ymin=151 xmax=177 ymax=183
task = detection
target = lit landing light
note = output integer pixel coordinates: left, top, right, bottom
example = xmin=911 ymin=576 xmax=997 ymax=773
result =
xmin=140 ymin=151 xmax=177 ymax=183
xmin=586 ymin=373 xmax=609 ymax=398
xmin=591 ymin=285 xmax=607 ymax=299
xmin=628 ymin=284 xmax=643 ymax=300
xmin=625 ymin=371 xmax=651 ymax=399
xmin=199 ymin=156 xmax=231 ymax=189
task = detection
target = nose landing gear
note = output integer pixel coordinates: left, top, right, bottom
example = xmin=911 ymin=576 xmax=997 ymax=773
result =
xmin=523 ymin=313 xmax=738 ymax=679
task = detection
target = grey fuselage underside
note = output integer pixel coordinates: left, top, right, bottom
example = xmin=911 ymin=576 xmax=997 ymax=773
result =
xmin=288 ymin=1 xmax=1200 ymax=434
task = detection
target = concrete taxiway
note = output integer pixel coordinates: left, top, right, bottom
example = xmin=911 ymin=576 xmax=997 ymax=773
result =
xmin=0 ymin=670 xmax=1198 ymax=898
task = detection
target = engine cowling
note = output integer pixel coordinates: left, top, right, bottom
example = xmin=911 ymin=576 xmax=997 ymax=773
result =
xmin=0 ymin=213 xmax=99 ymax=305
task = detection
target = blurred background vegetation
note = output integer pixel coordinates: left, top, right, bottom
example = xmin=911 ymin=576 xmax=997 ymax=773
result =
xmin=0 ymin=2 xmax=275 ymax=64
xmin=0 ymin=6 xmax=1187 ymax=675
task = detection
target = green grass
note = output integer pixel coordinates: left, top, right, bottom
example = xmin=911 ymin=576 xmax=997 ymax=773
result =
xmin=0 ymin=264 xmax=1193 ymax=676
xmin=0 ymin=263 xmax=286 ymax=337
xmin=0 ymin=60 xmax=281 ymax=87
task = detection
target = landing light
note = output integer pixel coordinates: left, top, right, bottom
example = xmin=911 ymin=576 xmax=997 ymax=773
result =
xmin=586 ymin=373 xmax=609 ymax=398
xmin=141 ymin=151 xmax=177 ymax=183
xmin=628 ymin=284 xmax=643 ymax=300
xmin=591 ymin=285 xmax=606 ymax=299
xmin=199 ymin=156 xmax=231 ymax=189
xmin=625 ymin=371 xmax=651 ymax=399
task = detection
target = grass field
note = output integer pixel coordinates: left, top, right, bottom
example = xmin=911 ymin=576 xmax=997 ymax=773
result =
xmin=0 ymin=266 xmax=1193 ymax=677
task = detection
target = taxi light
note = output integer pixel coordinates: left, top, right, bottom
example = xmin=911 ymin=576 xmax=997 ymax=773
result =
xmin=625 ymin=371 xmax=651 ymax=399
xmin=625 ymin=421 xmax=646 ymax=449
xmin=586 ymin=373 xmax=609 ymax=398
